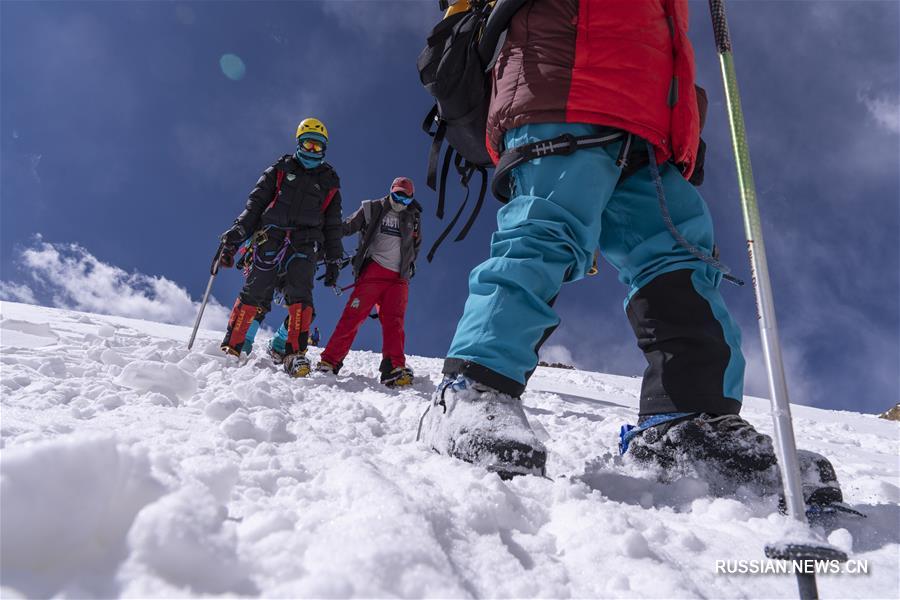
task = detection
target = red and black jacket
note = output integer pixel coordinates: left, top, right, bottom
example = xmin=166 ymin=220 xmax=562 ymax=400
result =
xmin=234 ymin=155 xmax=343 ymax=261
xmin=487 ymin=0 xmax=702 ymax=179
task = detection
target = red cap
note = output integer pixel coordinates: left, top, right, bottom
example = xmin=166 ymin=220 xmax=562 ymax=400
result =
xmin=390 ymin=176 xmax=414 ymax=196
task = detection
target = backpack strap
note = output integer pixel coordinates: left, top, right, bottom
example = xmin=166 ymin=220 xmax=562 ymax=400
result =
xmin=265 ymin=169 xmax=287 ymax=211
xmin=422 ymin=104 xmax=439 ymax=134
xmin=321 ymin=187 xmax=339 ymax=213
xmin=491 ymin=129 xmax=626 ymax=202
xmin=427 ymin=168 xmax=472 ymax=263
xmin=424 ymin=106 xmax=446 ymax=194
xmin=454 ymin=165 xmax=487 ymax=242
xmin=427 ymin=155 xmax=488 ymax=263
xmin=437 ymin=142 xmax=453 ymax=219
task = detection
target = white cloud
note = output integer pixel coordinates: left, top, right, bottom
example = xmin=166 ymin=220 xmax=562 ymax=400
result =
xmin=1 ymin=238 xmax=229 ymax=330
xmin=540 ymin=344 xmax=577 ymax=367
xmin=0 ymin=282 xmax=38 ymax=304
xmin=861 ymin=93 xmax=900 ymax=134
xmin=741 ymin=336 xmax=816 ymax=409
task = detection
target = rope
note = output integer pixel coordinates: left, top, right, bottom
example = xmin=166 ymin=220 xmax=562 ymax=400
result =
xmin=646 ymin=143 xmax=744 ymax=286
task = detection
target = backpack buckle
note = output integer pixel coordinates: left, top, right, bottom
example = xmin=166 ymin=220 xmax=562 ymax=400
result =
xmin=556 ymin=133 xmax=578 ymax=155
xmin=252 ymin=229 xmax=269 ymax=247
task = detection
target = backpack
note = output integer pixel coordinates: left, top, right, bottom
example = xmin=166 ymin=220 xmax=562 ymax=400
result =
xmin=418 ymin=0 xmax=530 ymax=261
xmin=418 ymin=1 xmax=713 ymax=265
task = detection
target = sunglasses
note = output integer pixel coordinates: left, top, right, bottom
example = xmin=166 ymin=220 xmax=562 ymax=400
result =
xmin=298 ymin=138 xmax=326 ymax=154
xmin=391 ymin=191 xmax=414 ymax=205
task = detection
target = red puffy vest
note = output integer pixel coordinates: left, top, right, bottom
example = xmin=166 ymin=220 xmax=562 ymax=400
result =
xmin=486 ymin=0 xmax=701 ymax=178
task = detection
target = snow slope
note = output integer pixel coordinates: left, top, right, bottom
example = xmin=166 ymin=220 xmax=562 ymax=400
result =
xmin=1 ymin=301 xmax=897 ymax=599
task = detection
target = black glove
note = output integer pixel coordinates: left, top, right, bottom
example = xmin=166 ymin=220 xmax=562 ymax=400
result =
xmin=212 ymin=243 xmax=237 ymax=273
xmin=220 ymin=224 xmax=246 ymax=246
xmin=323 ymin=261 xmax=341 ymax=287
xmin=220 ymin=244 xmax=237 ymax=268
xmin=209 ymin=243 xmax=235 ymax=274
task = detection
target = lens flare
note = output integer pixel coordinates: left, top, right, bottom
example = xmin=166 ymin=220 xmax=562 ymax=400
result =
xmin=219 ymin=54 xmax=246 ymax=81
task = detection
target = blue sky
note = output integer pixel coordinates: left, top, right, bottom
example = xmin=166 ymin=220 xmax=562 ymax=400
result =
xmin=1 ymin=1 xmax=897 ymax=414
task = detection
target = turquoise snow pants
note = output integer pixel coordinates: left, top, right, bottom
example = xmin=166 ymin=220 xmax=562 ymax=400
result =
xmin=444 ymin=123 xmax=744 ymax=416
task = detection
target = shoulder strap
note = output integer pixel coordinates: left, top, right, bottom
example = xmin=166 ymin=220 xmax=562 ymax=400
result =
xmin=321 ymin=187 xmax=338 ymax=213
xmin=477 ymin=0 xmax=531 ymax=65
xmin=265 ymin=169 xmax=287 ymax=211
xmin=372 ymin=198 xmax=386 ymax=223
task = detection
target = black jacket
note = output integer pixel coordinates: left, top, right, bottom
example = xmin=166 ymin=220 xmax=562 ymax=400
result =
xmin=234 ymin=155 xmax=343 ymax=261
xmin=344 ymin=196 xmax=422 ymax=281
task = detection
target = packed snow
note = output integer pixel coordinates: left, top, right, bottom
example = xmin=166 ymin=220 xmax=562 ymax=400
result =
xmin=1 ymin=301 xmax=897 ymax=598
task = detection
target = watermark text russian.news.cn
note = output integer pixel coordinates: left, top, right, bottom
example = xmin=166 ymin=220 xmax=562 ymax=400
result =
xmin=715 ymin=559 xmax=870 ymax=576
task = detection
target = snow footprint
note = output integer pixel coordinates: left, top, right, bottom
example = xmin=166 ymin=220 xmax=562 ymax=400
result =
xmin=116 ymin=361 xmax=197 ymax=403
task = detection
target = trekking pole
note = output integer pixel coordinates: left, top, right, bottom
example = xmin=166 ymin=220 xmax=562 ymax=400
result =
xmin=708 ymin=2 xmax=846 ymax=598
xmin=187 ymin=244 xmax=224 ymax=350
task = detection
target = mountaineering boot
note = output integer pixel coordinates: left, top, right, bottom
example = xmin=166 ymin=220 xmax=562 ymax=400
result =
xmin=266 ymin=339 xmax=286 ymax=365
xmin=378 ymin=357 xmax=412 ymax=387
xmin=267 ymin=321 xmax=288 ymax=365
xmin=315 ymin=360 xmax=339 ymax=375
xmin=284 ymin=352 xmax=311 ymax=378
xmin=621 ymin=413 xmax=780 ymax=493
xmin=221 ymin=301 xmax=259 ymax=356
xmin=797 ymin=449 xmax=842 ymax=506
xmin=417 ymin=375 xmax=547 ymax=479
xmin=791 ymin=449 xmax=861 ymax=519
xmin=382 ymin=367 xmax=414 ymax=388
xmin=621 ymin=415 xmax=857 ymax=514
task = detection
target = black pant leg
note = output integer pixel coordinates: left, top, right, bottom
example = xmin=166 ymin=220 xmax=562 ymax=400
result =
xmin=238 ymin=237 xmax=284 ymax=307
xmin=281 ymin=249 xmax=316 ymax=307
xmin=625 ymin=269 xmax=741 ymax=417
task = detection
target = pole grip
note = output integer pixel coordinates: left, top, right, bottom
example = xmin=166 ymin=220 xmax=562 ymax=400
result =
xmin=210 ymin=244 xmax=225 ymax=276
xmin=708 ymin=0 xmax=732 ymax=54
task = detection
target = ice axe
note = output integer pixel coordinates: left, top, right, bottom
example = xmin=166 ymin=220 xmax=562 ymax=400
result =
xmin=187 ymin=244 xmax=225 ymax=350
xmin=315 ymin=255 xmax=353 ymax=296
xmin=708 ymin=1 xmax=846 ymax=598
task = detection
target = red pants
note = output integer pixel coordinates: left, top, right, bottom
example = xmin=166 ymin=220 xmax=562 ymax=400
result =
xmin=321 ymin=262 xmax=409 ymax=368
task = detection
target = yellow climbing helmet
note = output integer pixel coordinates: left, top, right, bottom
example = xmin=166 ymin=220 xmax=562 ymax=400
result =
xmin=443 ymin=1 xmax=494 ymax=18
xmin=444 ymin=0 xmax=471 ymax=17
xmin=295 ymin=118 xmax=328 ymax=141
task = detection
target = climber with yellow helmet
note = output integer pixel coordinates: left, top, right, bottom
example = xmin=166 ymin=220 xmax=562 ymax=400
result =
xmin=216 ymin=117 xmax=345 ymax=378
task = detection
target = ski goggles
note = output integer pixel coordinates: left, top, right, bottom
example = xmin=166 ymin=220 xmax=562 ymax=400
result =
xmin=298 ymin=137 xmax=326 ymax=154
xmin=391 ymin=191 xmax=414 ymax=206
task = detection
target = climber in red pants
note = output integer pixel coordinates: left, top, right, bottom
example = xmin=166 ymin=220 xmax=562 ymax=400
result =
xmin=317 ymin=177 xmax=422 ymax=387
